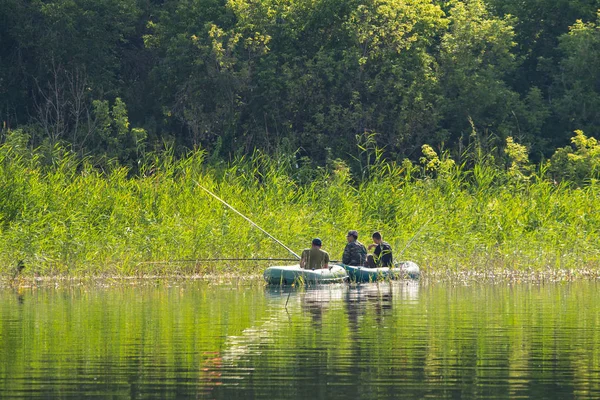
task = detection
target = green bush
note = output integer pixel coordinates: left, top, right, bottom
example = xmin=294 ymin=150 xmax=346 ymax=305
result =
xmin=548 ymin=130 xmax=600 ymax=184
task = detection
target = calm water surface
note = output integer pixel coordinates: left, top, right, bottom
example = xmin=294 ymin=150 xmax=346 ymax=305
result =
xmin=1 ymin=280 xmax=599 ymax=399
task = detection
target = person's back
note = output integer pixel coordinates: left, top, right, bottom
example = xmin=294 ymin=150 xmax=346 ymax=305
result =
xmin=301 ymin=247 xmax=330 ymax=269
xmin=342 ymin=230 xmax=367 ymax=266
xmin=300 ymin=238 xmax=330 ymax=270
xmin=343 ymin=241 xmax=367 ymax=265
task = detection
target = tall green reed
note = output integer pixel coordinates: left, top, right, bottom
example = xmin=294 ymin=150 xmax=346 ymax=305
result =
xmin=0 ymin=139 xmax=598 ymax=276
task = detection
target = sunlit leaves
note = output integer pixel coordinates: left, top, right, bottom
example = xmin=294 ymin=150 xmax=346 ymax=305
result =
xmin=1 ymin=137 xmax=599 ymax=275
xmin=553 ymin=12 xmax=600 ymax=139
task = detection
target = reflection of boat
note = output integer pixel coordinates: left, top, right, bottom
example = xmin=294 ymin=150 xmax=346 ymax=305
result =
xmin=302 ymin=285 xmax=346 ymax=303
xmin=222 ymin=286 xmax=348 ymax=366
xmin=221 ymin=282 xmax=419 ymax=369
xmin=343 ymin=261 xmax=420 ymax=282
xmin=262 ymin=285 xmax=347 ymax=308
xmin=263 ymin=264 xmax=348 ymax=284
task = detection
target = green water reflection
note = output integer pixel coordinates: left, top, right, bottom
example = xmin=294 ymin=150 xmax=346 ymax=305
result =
xmin=1 ymin=281 xmax=599 ymax=399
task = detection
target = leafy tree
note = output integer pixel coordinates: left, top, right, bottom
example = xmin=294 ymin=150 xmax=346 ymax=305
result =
xmin=485 ymin=0 xmax=598 ymax=87
xmin=0 ymin=0 xmax=143 ymax=149
xmin=1 ymin=0 xmax=600 ymax=176
xmin=504 ymin=136 xmax=532 ymax=182
xmin=436 ymin=0 xmax=521 ymax=147
xmin=484 ymin=0 xmax=599 ymax=154
xmin=91 ymin=98 xmax=147 ymax=163
xmin=552 ymin=12 xmax=600 ymax=144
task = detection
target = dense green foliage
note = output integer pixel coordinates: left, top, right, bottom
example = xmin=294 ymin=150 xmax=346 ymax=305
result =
xmin=1 ymin=135 xmax=598 ymax=276
xmin=2 ymin=0 xmax=600 ymax=166
xmin=2 ymin=0 xmax=600 ymax=275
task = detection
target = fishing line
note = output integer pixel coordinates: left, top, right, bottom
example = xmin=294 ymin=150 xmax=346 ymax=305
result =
xmin=195 ymin=181 xmax=301 ymax=260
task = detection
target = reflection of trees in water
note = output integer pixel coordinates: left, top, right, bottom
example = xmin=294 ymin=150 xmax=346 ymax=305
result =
xmin=12 ymin=287 xmax=26 ymax=305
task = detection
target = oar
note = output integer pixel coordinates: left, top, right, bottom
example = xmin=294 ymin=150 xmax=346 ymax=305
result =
xmin=195 ymin=181 xmax=301 ymax=260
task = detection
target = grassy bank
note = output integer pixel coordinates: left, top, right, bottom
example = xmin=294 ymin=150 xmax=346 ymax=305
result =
xmin=1 ymin=141 xmax=599 ymax=277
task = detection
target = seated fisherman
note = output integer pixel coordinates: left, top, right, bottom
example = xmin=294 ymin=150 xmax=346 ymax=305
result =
xmin=366 ymin=231 xmax=393 ymax=268
xmin=300 ymin=238 xmax=330 ymax=270
xmin=342 ymin=230 xmax=367 ymax=266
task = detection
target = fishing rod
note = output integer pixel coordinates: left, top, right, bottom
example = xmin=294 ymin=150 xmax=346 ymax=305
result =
xmin=138 ymin=258 xmax=299 ymax=264
xmin=195 ymin=181 xmax=301 ymax=260
xmin=396 ymin=217 xmax=433 ymax=259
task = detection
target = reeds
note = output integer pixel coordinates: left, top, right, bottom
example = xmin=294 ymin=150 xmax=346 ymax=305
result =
xmin=1 ymin=141 xmax=599 ymax=277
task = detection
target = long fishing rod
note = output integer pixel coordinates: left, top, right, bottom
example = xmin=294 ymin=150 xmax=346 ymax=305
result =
xmin=396 ymin=217 xmax=433 ymax=259
xmin=138 ymin=258 xmax=299 ymax=264
xmin=195 ymin=181 xmax=301 ymax=260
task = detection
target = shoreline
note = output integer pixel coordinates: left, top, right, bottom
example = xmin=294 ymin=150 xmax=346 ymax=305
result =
xmin=2 ymin=267 xmax=599 ymax=289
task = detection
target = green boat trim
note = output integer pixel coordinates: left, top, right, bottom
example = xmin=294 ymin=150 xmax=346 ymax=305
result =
xmin=263 ymin=264 xmax=349 ymax=285
xmin=342 ymin=261 xmax=420 ymax=283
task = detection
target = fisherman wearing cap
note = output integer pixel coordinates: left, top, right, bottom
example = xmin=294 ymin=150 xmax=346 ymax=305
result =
xmin=300 ymin=238 xmax=330 ymax=270
xmin=342 ymin=230 xmax=367 ymax=266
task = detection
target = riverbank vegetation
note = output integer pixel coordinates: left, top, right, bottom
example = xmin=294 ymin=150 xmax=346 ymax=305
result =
xmin=1 ymin=129 xmax=598 ymax=277
xmin=2 ymin=0 xmax=600 ymax=166
xmin=2 ymin=0 xmax=600 ymax=277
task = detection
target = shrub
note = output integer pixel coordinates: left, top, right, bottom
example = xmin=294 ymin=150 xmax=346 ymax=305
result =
xmin=547 ymin=130 xmax=600 ymax=184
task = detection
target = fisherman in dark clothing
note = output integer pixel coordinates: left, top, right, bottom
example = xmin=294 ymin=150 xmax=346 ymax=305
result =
xmin=366 ymin=231 xmax=393 ymax=268
xmin=342 ymin=230 xmax=367 ymax=266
